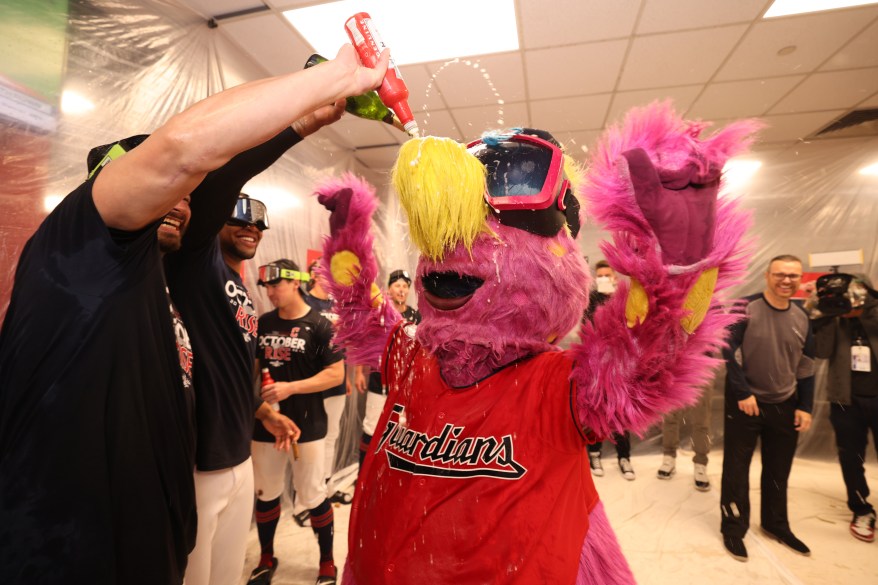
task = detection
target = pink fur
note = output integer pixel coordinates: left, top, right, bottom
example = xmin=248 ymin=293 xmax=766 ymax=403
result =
xmin=577 ymin=502 xmax=636 ymax=585
xmin=416 ymin=216 xmax=589 ymax=387
xmin=316 ymin=104 xmax=758 ymax=584
xmin=573 ymin=102 xmax=759 ymax=439
xmin=314 ymin=173 xmax=401 ymax=369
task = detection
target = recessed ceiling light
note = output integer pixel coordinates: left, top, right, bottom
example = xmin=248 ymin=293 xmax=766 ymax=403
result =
xmin=859 ymin=162 xmax=878 ymax=175
xmin=283 ymin=0 xmax=519 ymax=66
xmin=764 ymin=0 xmax=878 ymax=19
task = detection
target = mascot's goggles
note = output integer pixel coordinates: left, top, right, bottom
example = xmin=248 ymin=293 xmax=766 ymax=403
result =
xmin=257 ymin=264 xmax=310 ymax=286
xmin=467 ymin=132 xmax=578 ymax=238
xmin=227 ymin=197 xmax=269 ymax=231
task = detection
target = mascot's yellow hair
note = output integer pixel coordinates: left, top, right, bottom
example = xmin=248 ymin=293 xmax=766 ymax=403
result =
xmin=392 ymin=137 xmax=489 ymax=261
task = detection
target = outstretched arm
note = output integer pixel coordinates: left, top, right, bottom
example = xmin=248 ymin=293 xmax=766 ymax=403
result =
xmin=93 ymin=45 xmax=389 ymax=231
xmin=571 ymin=102 xmax=760 ymax=439
xmin=315 ymin=174 xmax=401 ymax=369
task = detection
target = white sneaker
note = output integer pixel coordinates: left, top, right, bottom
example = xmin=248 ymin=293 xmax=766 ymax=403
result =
xmin=694 ymin=463 xmax=710 ymax=491
xmin=619 ymin=457 xmax=636 ymax=480
xmin=657 ymin=455 xmax=676 ymax=479
xmin=851 ymin=511 xmax=876 ymax=543
xmin=589 ymin=452 xmax=604 ymax=477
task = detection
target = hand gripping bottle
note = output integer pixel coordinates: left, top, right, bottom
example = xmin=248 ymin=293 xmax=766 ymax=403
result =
xmin=345 ymin=12 xmax=420 ymax=138
xmin=261 ymin=367 xmax=280 ymax=411
xmin=304 ymin=54 xmax=407 ymax=134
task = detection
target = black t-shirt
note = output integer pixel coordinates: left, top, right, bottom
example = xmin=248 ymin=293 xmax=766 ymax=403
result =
xmin=164 ymin=127 xmax=301 ymax=471
xmin=367 ymin=304 xmax=422 ymax=394
xmin=850 ymin=318 xmax=878 ymax=398
xmin=0 ymin=182 xmax=196 ymax=585
xmin=303 ymin=292 xmax=346 ymax=398
xmin=255 ymin=308 xmax=343 ymax=443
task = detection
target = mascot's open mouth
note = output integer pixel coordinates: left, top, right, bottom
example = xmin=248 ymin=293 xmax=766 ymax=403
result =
xmin=421 ymin=272 xmax=484 ymax=311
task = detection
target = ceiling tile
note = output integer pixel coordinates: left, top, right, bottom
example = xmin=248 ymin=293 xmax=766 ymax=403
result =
xmin=688 ymin=76 xmax=805 ymax=119
xmin=520 ymin=0 xmax=639 ymax=48
xmin=769 ymin=68 xmax=878 ymax=114
xmin=325 ymin=114 xmax=402 ymax=150
xmin=551 ymin=129 xmax=604 ymax=160
xmin=755 ymin=111 xmax=848 ymax=143
xmin=397 ymin=64 xmax=448 ymax=113
xmin=821 ymin=18 xmax=878 ymax=71
xmin=452 ymin=102 xmax=530 ymax=138
xmin=419 ymin=109 xmax=465 ymax=141
xmin=637 ymin=0 xmax=766 ymax=34
xmin=618 ymin=25 xmax=747 ymax=91
xmin=607 ymin=85 xmax=703 ymax=125
xmin=715 ymin=8 xmax=878 ymax=81
xmin=525 ymin=40 xmax=627 ymax=99
xmin=353 ymin=145 xmax=402 ymax=172
xmin=214 ymin=32 xmax=267 ymax=87
xmin=221 ymin=13 xmax=314 ymax=75
xmin=530 ymin=94 xmax=612 ymax=133
xmin=427 ymin=53 xmax=525 ymax=108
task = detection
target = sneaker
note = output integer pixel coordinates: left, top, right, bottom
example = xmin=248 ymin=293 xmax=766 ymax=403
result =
xmin=760 ymin=526 xmax=811 ymax=556
xmin=723 ymin=535 xmax=748 ymax=562
xmin=657 ymin=455 xmax=676 ymax=479
xmin=850 ymin=511 xmax=876 ymax=543
xmin=693 ymin=463 xmax=710 ymax=491
xmin=618 ymin=457 xmax=636 ymax=480
xmin=293 ymin=509 xmax=311 ymax=528
xmin=589 ymin=452 xmax=604 ymax=477
xmin=248 ymin=559 xmax=278 ymax=585
xmin=328 ymin=490 xmax=353 ymax=505
xmin=316 ymin=562 xmax=338 ymax=585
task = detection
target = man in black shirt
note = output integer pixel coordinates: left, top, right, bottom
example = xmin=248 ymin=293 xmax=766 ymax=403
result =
xmin=250 ymin=259 xmax=344 ymax=585
xmin=0 ymin=45 xmax=389 ymax=585
xmin=811 ymin=273 xmax=878 ymax=543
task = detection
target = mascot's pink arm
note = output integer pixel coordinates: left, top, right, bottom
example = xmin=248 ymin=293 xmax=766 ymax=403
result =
xmin=314 ymin=173 xmax=402 ymax=371
xmin=571 ymin=104 xmax=761 ymax=440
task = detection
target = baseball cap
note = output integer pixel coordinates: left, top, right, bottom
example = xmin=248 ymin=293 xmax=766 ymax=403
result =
xmin=388 ymin=269 xmax=412 ymax=287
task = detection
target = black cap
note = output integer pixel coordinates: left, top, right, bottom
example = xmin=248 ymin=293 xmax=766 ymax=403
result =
xmin=388 ymin=269 xmax=412 ymax=286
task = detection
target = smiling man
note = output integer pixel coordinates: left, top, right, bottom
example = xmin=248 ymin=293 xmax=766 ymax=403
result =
xmin=720 ymin=254 xmax=816 ymax=562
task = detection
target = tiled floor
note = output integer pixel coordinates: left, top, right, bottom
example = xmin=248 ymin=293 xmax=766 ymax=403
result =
xmin=241 ymin=450 xmax=878 ymax=584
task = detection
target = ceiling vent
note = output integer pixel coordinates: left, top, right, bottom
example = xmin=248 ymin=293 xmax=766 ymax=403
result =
xmin=812 ymin=108 xmax=878 ymax=139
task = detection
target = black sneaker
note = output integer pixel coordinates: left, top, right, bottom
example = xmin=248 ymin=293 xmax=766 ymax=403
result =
xmin=248 ymin=559 xmax=278 ymax=585
xmin=293 ymin=509 xmax=311 ymax=527
xmin=760 ymin=527 xmax=811 ymax=556
xmin=723 ymin=535 xmax=748 ymax=562
xmin=328 ymin=490 xmax=353 ymax=505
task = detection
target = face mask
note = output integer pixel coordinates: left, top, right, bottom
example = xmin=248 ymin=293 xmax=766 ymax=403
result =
xmin=596 ymin=276 xmax=615 ymax=294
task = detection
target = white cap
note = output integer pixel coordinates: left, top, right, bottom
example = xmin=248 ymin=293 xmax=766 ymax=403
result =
xmin=404 ymin=120 xmax=420 ymax=138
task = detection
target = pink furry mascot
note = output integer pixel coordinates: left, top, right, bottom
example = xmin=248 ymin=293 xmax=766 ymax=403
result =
xmin=316 ymin=103 xmax=760 ymax=584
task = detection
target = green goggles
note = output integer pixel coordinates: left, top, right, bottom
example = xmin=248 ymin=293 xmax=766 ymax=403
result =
xmin=257 ymin=264 xmax=311 ymax=286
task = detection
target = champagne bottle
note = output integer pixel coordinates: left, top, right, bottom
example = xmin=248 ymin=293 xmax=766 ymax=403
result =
xmin=304 ymin=53 xmax=406 ymax=134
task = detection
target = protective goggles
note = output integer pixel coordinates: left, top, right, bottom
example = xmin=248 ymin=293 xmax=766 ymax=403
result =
xmin=467 ymin=131 xmax=580 ymax=238
xmin=257 ymin=264 xmax=311 ymax=286
xmin=227 ymin=197 xmax=269 ymax=231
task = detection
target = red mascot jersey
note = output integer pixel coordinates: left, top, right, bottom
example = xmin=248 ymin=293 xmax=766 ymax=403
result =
xmin=349 ymin=323 xmax=599 ymax=584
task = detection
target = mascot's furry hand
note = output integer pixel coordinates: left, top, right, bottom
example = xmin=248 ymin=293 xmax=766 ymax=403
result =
xmin=622 ymin=147 xmax=720 ymax=266
xmin=574 ymin=102 xmax=762 ymax=440
xmin=314 ymin=174 xmax=400 ymax=369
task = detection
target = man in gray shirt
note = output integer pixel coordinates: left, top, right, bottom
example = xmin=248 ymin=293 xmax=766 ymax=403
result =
xmin=721 ymin=254 xmax=815 ymax=561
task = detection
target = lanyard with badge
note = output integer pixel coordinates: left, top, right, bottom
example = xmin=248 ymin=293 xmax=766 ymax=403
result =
xmin=851 ymin=319 xmax=871 ymax=373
